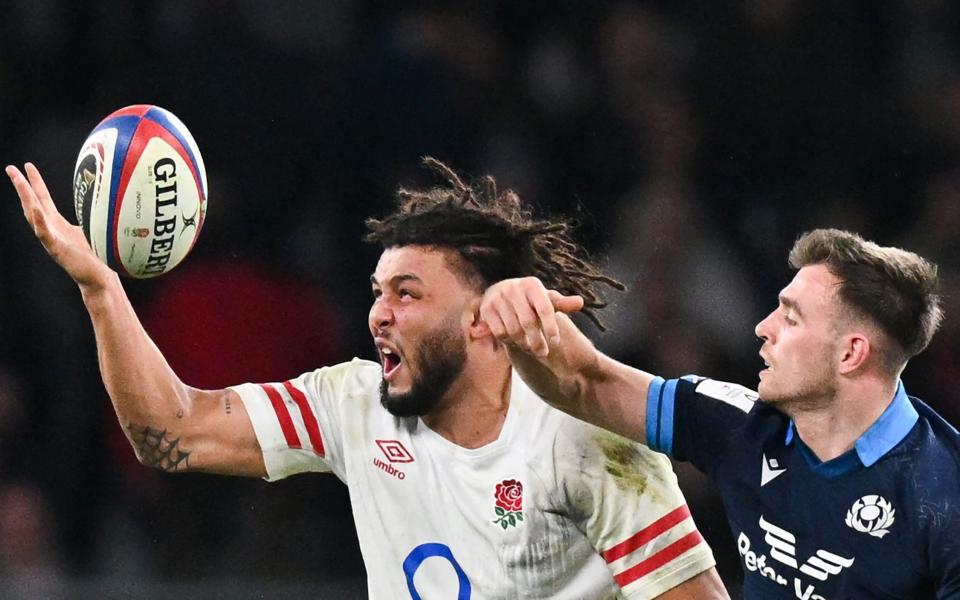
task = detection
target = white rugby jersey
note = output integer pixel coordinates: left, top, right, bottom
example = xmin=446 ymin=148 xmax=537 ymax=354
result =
xmin=232 ymin=358 xmax=714 ymax=599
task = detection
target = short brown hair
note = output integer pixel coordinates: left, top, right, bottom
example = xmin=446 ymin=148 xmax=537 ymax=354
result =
xmin=788 ymin=229 xmax=944 ymax=368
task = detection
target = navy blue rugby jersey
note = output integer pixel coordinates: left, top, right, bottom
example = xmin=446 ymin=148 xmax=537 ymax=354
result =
xmin=646 ymin=376 xmax=960 ymax=599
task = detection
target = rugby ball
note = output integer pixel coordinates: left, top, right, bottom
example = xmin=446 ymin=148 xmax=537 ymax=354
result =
xmin=72 ymin=105 xmax=208 ymax=278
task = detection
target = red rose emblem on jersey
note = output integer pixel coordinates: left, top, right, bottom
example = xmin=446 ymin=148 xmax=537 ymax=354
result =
xmin=493 ymin=479 xmax=524 ymax=529
xmin=495 ymin=479 xmax=523 ymax=512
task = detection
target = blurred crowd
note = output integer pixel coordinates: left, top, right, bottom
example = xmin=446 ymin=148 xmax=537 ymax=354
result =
xmin=1 ymin=1 xmax=959 ymax=595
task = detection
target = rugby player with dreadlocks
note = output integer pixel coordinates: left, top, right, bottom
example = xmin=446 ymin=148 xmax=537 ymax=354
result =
xmin=7 ymin=160 xmax=726 ymax=599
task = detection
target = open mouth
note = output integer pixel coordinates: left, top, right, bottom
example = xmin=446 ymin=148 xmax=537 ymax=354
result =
xmin=379 ymin=344 xmax=403 ymax=380
xmin=383 ymin=348 xmax=401 ymax=375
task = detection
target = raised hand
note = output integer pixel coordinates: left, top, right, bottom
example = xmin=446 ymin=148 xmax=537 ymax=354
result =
xmin=479 ymin=276 xmax=584 ymax=357
xmin=6 ymin=163 xmax=114 ymax=289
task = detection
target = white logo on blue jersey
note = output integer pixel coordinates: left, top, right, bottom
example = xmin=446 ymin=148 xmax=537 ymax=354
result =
xmin=761 ymin=453 xmax=787 ymax=487
xmin=695 ymin=379 xmax=758 ymax=413
xmin=845 ymin=495 xmax=896 ymax=538
xmin=739 ymin=515 xmax=856 ymax=598
xmin=758 ymin=516 xmax=855 ymax=581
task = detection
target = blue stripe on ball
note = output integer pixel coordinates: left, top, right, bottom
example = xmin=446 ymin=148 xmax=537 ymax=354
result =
xmin=92 ymin=114 xmax=144 ymax=272
xmin=144 ymin=107 xmax=206 ymax=198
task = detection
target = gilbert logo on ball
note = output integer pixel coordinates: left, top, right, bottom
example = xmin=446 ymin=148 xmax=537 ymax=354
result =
xmin=72 ymin=104 xmax=208 ymax=278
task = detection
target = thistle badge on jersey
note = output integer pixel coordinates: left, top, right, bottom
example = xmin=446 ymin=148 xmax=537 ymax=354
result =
xmin=845 ymin=494 xmax=896 ymax=538
xmin=493 ymin=479 xmax=524 ymax=529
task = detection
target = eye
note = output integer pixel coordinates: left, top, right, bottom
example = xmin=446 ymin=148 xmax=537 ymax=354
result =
xmin=371 ymin=287 xmax=382 ymax=299
xmin=399 ymin=288 xmax=416 ymax=299
xmin=784 ymin=314 xmax=797 ymax=326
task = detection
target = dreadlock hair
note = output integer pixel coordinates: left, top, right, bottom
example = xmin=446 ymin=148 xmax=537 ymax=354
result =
xmin=364 ymin=157 xmax=625 ymax=330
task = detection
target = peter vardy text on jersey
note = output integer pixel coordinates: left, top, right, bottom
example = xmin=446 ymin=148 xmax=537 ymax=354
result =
xmin=738 ymin=515 xmax=854 ymax=600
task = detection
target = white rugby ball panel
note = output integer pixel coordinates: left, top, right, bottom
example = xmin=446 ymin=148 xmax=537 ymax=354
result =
xmin=115 ymin=137 xmax=203 ymax=277
xmin=72 ymin=104 xmax=207 ymax=278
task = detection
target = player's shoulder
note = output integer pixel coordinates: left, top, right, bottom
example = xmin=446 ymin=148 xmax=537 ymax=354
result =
xmin=521 ymin=380 xmax=671 ymax=468
xmin=295 ymin=356 xmax=378 ymax=381
xmin=343 ymin=356 xmax=383 ymax=379
xmin=511 ymin=373 xmax=607 ymax=449
xmin=901 ymin=398 xmax=960 ymax=544
xmin=908 ymin=396 xmax=960 ymax=473
xmin=668 ymin=375 xmax=790 ymax=452
xmin=297 ymin=357 xmax=382 ymax=401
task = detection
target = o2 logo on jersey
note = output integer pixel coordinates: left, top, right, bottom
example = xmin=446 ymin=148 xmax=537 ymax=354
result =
xmin=845 ymin=495 xmax=895 ymax=538
xmin=403 ymin=543 xmax=471 ymax=600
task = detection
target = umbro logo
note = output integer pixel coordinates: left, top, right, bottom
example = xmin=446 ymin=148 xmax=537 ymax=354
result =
xmin=373 ymin=439 xmax=413 ymax=481
xmin=761 ymin=453 xmax=786 ymax=487
xmin=376 ymin=439 xmax=414 ymax=463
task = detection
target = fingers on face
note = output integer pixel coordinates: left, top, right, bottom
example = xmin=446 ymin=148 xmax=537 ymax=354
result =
xmin=515 ymin=299 xmax=549 ymax=357
xmin=481 ymin=284 xmax=551 ymax=356
xmin=528 ymin=287 xmax=559 ymax=346
xmin=480 ymin=299 xmax=508 ymax=341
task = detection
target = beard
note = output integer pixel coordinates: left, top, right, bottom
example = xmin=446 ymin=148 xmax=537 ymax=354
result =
xmin=379 ymin=325 xmax=467 ymax=417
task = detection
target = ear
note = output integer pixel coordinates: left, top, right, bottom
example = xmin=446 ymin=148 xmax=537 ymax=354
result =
xmin=838 ymin=333 xmax=870 ymax=375
xmin=466 ymin=297 xmax=492 ymax=340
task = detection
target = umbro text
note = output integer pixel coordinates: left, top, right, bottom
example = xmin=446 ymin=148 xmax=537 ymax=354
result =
xmin=373 ymin=457 xmax=406 ymax=480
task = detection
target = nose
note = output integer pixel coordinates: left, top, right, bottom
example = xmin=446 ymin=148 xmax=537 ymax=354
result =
xmin=369 ymin=298 xmax=394 ymax=334
xmin=755 ymin=310 xmax=774 ymax=343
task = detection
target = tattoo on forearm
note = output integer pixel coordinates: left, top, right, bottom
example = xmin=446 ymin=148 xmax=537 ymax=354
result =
xmin=127 ymin=423 xmax=192 ymax=472
xmin=224 ymin=395 xmax=232 ymax=415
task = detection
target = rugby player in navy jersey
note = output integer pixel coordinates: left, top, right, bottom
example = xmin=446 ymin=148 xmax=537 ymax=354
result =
xmin=480 ymin=229 xmax=960 ymax=599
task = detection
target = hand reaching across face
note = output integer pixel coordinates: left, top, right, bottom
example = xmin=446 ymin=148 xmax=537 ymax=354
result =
xmin=6 ymin=163 xmax=114 ymax=290
xmin=479 ymin=276 xmax=584 ymax=358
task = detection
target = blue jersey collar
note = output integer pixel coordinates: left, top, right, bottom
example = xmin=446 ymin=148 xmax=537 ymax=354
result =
xmin=785 ymin=381 xmax=918 ymax=468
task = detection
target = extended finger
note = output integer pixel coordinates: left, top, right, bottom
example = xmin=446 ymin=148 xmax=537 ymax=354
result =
xmin=514 ymin=297 xmax=549 ymax=357
xmin=7 ymin=166 xmax=60 ymax=251
xmin=489 ymin=293 xmax=547 ymax=355
xmin=548 ymin=290 xmax=585 ymax=314
xmin=6 ymin=165 xmax=41 ymax=215
xmin=492 ymin=294 xmax=525 ymax=343
xmin=527 ymin=286 xmax=560 ymax=348
xmin=23 ymin=163 xmax=58 ymax=214
xmin=496 ymin=285 xmax=549 ymax=356
xmin=479 ymin=300 xmax=508 ymax=340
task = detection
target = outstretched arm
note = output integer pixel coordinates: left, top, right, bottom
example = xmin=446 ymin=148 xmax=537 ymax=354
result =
xmin=480 ymin=276 xmax=654 ymax=443
xmin=7 ymin=163 xmax=264 ymax=477
xmin=482 ymin=279 xmax=730 ymax=597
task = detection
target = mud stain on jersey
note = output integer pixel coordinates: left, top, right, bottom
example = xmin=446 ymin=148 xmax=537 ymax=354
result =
xmin=595 ymin=432 xmax=665 ymax=503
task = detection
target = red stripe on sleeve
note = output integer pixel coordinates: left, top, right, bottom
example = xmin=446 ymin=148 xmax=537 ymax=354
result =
xmin=259 ymin=383 xmax=301 ymax=449
xmin=602 ymin=504 xmax=691 ymax=563
xmin=613 ymin=530 xmax=705 ymax=589
xmin=282 ymin=381 xmax=325 ymax=457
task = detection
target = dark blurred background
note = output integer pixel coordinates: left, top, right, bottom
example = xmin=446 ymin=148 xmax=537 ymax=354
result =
xmin=1 ymin=1 xmax=959 ymax=598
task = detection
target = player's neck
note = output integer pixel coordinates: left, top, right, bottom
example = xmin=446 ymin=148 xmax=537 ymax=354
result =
xmin=421 ymin=355 xmax=512 ymax=449
xmin=791 ymin=377 xmax=899 ymax=463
